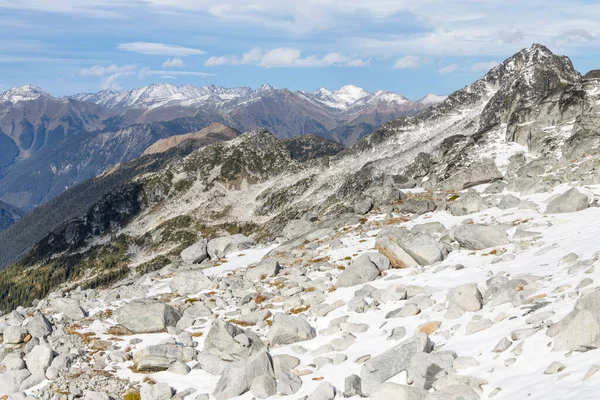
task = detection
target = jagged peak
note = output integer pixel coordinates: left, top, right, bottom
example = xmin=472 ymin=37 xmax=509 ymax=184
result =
xmin=1 ymin=84 xmax=50 ymax=103
xmin=484 ymin=43 xmax=579 ymax=86
xmin=256 ymin=83 xmax=274 ymax=92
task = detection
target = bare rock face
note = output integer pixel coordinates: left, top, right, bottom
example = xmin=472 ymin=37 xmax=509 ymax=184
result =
xmin=115 ymin=300 xmax=181 ymax=333
xmin=549 ymin=289 xmax=600 ymax=351
xmin=267 ymin=314 xmax=316 ymax=346
xmin=361 ymin=333 xmax=432 ymax=395
xmin=180 ymin=239 xmax=209 ymax=264
xmin=451 ymin=224 xmax=510 ymax=250
xmin=213 ymin=349 xmax=275 ymax=400
xmin=204 ymin=320 xmax=265 ymax=361
xmin=207 ymin=235 xmax=255 ymax=259
xmin=439 ymin=159 xmax=503 ymax=191
xmin=169 ymin=269 xmax=214 ymax=296
xmin=545 ymin=188 xmax=589 ymax=214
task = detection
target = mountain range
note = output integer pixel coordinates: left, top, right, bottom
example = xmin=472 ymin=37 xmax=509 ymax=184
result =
xmin=4 ymin=44 xmax=600 ymax=400
xmin=0 ymin=43 xmax=588 ymax=269
xmin=0 ymin=83 xmax=444 ymax=212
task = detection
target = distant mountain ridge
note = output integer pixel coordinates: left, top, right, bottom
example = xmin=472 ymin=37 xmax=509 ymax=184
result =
xmin=0 ymin=83 xmax=445 ymax=212
xmin=71 ymin=83 xmax=443 ymax=112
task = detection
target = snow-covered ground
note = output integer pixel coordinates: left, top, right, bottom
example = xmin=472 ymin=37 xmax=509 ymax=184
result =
xmin=66 ymin=182 xmax=600 ymax=399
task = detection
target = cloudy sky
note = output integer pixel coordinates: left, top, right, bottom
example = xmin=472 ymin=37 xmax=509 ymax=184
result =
xmin=1 ymin=0 xmax=600 ymax=99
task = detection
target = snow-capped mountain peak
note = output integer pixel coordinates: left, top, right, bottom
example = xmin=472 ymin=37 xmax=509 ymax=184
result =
xmin=256 ymin=83 xmax=274 ymax=92
xmin=333 ymin=84 xmax=369 ymax=104
xmin=1 ymin=84 xmax=50 ymax=103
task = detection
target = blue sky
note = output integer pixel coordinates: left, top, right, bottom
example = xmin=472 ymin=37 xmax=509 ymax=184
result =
xmin=1 ymin=0 xmax=600 ymax=99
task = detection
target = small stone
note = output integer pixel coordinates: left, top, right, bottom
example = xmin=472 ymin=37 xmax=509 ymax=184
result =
xmin=465 ymin=319 xmax=492 ymax=335
xmin=583 ymin=365 xmax=600 ymax=381
xmin=544 ymin=361 xmax=566 ymax=375
xmin=510 ymin=328 xmax=535 ymax=341
xmin=343 ymin=374 xmax=362 ymax=397
xmin=417 ymin=321 xmax=441 ymax=335
xmin=493 ymin=338 xmax=512 ymax=353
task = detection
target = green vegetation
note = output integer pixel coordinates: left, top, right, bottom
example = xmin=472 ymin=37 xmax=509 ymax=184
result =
xmin=135 ymin=255 xmax=171 ymax=275
xmin=0 ymin=236 xmax=130 ymax=312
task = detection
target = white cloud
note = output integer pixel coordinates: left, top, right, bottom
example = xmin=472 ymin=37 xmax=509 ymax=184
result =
xmin=138 ymin=67 xmax=215 ymax=77
xmin=80 ymin=64 xmax=137 ymax=77
xmin=438 ymin=64 xmax=458 ymax=74
xmin=162 ymin=58 xmax=185 ymax=67
xmin=0 ymin=0 xmax=127 ymax=18
xmin=393 ymin=55 xmax=421 ymax=69
xmin=471 ymin=61 xmax=499 ymax=72
xmin=161 ymin=75 xmax=178 ymax=79
xmin=205 ymin=55 xmax=241 ymax=66
xmin=80 ymin=64 xmax=137 ymax=89
xmin=118 ymin=42 xmax=205 ymax=56
xmin=206 ymin=47 xmax=368 ymax=68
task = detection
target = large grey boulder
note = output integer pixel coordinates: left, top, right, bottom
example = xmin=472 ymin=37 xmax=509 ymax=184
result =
xmin=133 ymin=344 xmax=185 ymax=371
xmin=549 ymin=289 xmax=600 ymax=351
xmin=24 ymin=345 xmax=53 ymax=374
xmin=1 ymin=352 xmax=25 ymax=371
xmin=451 ymin=224 xmax=509 ymax=250
xmin=208 ymin=234 xmax=254 ymax=259
xmin=277 ymin=371 xmax=303 ymax=395
xmin=183 ymin=302 xmax=213 ymax=319
xmin=272 ymin=354 xmax=301 ymax=378
xmin=446 ymin=284 xmax=483 ymax=319
xmin=497 ymin=194 xmax=522 ymax=210
xmin=170 ymin=269 xmax=214 ymax=296
xmin=545 ymin=188 xmax=589 ymax=214
xmin=449 ymin=191 xmax=486 ymax=216
xmin=370 ymin=383 xmax=427 ymax=400
xmin=336 ymin=256 xmax=381 ymax=287
xmin=361 ymin=333 xmax=432 ymax=395
xmin=267 ymin=313 xmax=316 ymax=346
xmin=395 ymin=232 xmax=447 ymax=265
xmin=439 ymin=159 xmax=503 ymax=190
xmin=408 ymin=353 xmax=453 ymax=390
xmin=140 ymin=382 xmax=174 ymax=400
xmin=307 ymin=382 xmax=336 ymax=400
xmin=50 ymin=298 xmax=87 ymax=320
xmin=25 ymin=312 xmax=53 ymax=338
xmin=483 ymin=278 xmax=526 ymax=307
xmin=354 ymin=197 xmax=374 ymax=215
xmin=3 ymin=326 xmax=28 ymax=344
xmin=180 ymin=239 xmax=209 ymax=264
xmin=396 ymin=199 xmax=436 ymax=215
xmin=0 ymin=370 xmax=31 ymax=396
xmin=6 ymin=311 xmax=25 ymax=326
xmin=251 ymin=375 xmax=277 ymax=399
xmin=213 ymin=349 xmax=274 ymax=400
xmin=204 ymin=320 xmax=264 ymax=361
xmin=376 ymin=230 xmax=446 ymax=267
xmin=375 ymin=236 xmax=420 ymax=269
xmin=245 ymin=259 xmax=281 ymax=282
xmin=115 ymin=300 xmax=181 ymax=333
xmin=196 ymin=352 xmax=229 ymax=375
xmin=411 ymin=222 xmax=448 ymax=239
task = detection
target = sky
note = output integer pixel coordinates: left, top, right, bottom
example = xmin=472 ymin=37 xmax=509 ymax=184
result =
xmin=1 ymin=0 xmax=600 ymax=100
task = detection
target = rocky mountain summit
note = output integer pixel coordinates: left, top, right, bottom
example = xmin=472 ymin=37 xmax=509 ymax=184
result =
xmin=3 ymin=44 xmax=600 ymax=400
